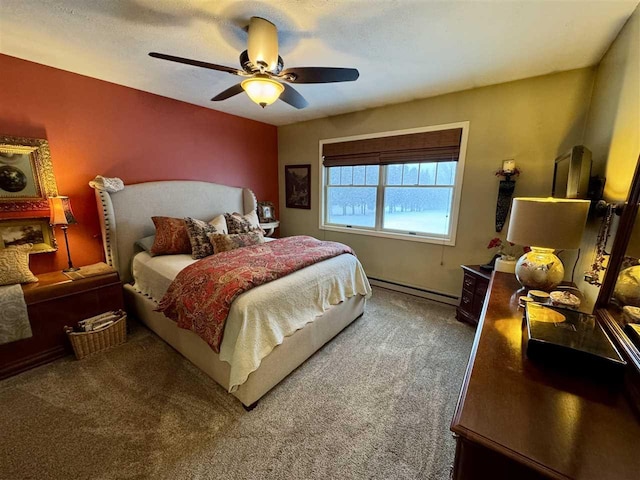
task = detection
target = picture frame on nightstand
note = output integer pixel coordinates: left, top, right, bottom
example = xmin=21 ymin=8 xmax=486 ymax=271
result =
xmin=257 ymin=201 xmax=276 ymax=223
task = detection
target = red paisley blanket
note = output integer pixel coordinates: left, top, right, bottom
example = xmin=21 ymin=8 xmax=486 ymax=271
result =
xmin=157 ymin=235 xmax=354 ymax=353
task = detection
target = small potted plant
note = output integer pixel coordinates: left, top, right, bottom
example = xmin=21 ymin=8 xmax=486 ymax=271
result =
xmin=485 ymin=237 xmax=527 ymax=273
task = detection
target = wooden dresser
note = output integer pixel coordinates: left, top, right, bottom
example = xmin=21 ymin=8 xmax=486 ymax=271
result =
xmin=451 ymin=272 xmax=640 ymax=479
xmin=0 ymin=269 xmax=124 ymax=379
xmin=456 ymin=265 xmax=491 ymax=325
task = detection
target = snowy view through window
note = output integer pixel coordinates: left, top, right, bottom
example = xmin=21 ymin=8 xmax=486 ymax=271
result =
xmin=326 ymin=162 xmax=456 ymax=236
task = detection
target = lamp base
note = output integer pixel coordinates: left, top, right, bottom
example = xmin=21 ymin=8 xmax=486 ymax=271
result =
xmin=63 ymin=267 xmax=80 ymax=273
xmin=515 ymin=247 xmax=564 ymax=291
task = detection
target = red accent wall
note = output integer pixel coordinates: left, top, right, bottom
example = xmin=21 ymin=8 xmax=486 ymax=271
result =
xmin=0 ymin=54 xmax=278 ymax=274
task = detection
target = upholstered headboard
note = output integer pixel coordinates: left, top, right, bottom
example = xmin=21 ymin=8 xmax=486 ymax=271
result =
xmin=95 ymin=180 xmax=257 ymax=283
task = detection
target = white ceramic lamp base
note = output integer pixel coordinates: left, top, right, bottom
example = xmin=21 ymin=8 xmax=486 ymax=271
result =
xmin=514 ymin=247 xmax=564 ymax=291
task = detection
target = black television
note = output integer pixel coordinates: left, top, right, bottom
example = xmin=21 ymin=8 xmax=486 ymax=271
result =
xmin=552 ymin=145 xmax=592 ymax=199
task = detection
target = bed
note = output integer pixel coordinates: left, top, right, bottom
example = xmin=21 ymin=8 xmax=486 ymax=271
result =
xmin=94 ymin=180 xmax=371 ymax=408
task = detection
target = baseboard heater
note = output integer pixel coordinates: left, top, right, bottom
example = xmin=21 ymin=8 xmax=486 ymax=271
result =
xmin=367 ymin=277 xmax=459 ymax=306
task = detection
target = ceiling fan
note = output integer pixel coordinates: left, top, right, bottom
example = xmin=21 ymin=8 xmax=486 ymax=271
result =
xmin=149 ymin=17 xmax=359 ymax=109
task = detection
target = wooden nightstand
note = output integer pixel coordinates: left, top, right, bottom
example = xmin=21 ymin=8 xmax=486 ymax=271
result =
xmin=0 ymin=266 xmax=124 ymax=379
xmin=456 ymin=265 xmax=491 ymax=326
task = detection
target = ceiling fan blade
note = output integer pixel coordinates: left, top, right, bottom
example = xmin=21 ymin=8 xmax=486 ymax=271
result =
xmin=279 ymin=83 xmax=308 ymax=109
xmin=247 ymin=17 xmax=279 ymax=72
xmin=149 ymin=52 xmax=242 ymax=75
xmin=279 ymin=67 xmax=359 ymax=84
xmin=211 ymin=83 xmax=245 ymax=101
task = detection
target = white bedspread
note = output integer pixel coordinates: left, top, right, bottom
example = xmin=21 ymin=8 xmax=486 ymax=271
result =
xmin=132 ymin=249 xmax=371 ymax=391
xmin=0 ymin=284 xmax=32 ymax=345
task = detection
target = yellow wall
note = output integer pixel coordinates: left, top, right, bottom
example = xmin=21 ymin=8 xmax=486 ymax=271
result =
xmin=278 ymin=69 xmax=595 ymax=296
xmin=576 ymin=5 xmax=640 ymax=309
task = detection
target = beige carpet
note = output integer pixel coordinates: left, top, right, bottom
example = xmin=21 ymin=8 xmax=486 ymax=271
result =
xmin=0 ymin=287 xmax=474 ymax=480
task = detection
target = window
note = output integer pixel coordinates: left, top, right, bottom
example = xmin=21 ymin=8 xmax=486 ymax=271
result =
xmin=320 ymin=123 xmax=468 ymax=245
xmin=326 ymin=165 xmax=379 ymax=228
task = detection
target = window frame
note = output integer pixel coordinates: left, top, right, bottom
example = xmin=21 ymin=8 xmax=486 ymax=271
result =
xmin=319 ymin=121 xmax=469 ymax=246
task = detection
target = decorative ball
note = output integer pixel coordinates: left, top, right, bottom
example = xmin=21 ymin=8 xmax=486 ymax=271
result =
xmin=613 ymin=265 xmax=640 ymax=307
xmin=515 ymin=250 xmax=564 ymax=291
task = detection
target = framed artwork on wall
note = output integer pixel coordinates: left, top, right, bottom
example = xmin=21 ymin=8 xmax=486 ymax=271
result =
xmin=0 ymin=217 xmax=57 ymax=253
xmin=285 ymin=164 xmax=311 ymax=209
xmin=0 ymin=136 xmax=58 ymax=213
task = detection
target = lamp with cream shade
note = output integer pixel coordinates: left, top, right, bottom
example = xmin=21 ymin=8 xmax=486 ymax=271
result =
xmin=49 ymin=195 xmax=79 ymax=272
xmin=507 ymin=197 xmax=590 ymax=291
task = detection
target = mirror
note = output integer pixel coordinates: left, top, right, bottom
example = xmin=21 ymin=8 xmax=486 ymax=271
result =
xmin=597 ymin=157 xmax=640 ymax=313
xmin=611 ymin=209 xmax=640 ymax=311
xmin=596 ymin=155 xmax=640 ymax=412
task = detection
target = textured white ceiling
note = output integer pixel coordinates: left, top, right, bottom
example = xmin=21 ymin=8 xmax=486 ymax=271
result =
xmin=0 ymin=0 xmax=638 ymax=126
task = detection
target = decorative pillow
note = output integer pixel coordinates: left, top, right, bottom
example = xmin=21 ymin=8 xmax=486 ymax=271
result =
xmin=224 ymin=211 xmax=262 ymax=234
xmin=0 ymin=244 xmax=38 ymax=285
xmin=209 ymin=214 xmax=228 ymax=234
xmin=185 ymin=217 xmax=221 ymax=259
xmin=150 ymin=217 xmax=192 ymax=256
xmin=208 ymin=232 xmax=265 ymax=254
xmin=135 ymin=235 xmax=156 ymax=256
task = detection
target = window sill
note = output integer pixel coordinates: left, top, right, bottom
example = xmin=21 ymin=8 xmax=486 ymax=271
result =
xmin=319 ymin=224 xmax=456 ymax=246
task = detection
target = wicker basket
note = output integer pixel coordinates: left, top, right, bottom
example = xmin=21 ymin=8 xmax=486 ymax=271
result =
xmin=65 ymin=311 xmax=127 ymax=360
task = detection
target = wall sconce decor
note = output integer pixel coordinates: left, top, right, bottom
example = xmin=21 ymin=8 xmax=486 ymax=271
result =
xmin=49 ymin=196 xmax=79 ymax=272
xmin=495 ymin=160 xmax=520 ymax=232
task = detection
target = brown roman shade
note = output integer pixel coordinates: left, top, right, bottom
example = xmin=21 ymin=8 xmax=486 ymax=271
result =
xmin=323 ymin=128 xmax=462 ymax=167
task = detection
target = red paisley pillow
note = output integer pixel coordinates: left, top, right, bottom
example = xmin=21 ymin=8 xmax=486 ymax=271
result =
xmin=151 ymin=217 xmax=192 ymax=255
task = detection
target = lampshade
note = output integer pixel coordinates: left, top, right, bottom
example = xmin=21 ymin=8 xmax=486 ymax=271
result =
xmin=247 ymin=17 xmax=279 ymax=72
xmin=506 ymin=197 xmax=590 ymax=249
xmin=241 ymin=76 xmax=284 ymax=107
xmin=49 ymin=196 xmax=77 ymax=226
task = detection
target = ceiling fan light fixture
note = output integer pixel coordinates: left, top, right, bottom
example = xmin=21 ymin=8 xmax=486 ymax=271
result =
xmin=248 ymin=17 xmax=279 ymax=71
xmin=241 ymin=77 xmax=284 ymax=108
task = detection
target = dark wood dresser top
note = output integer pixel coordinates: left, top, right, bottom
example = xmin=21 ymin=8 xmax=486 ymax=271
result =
xmin=451 ymin=272 xmax=640 ymax=479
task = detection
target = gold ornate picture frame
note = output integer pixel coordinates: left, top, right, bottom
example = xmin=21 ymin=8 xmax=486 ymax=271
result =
xmin=0 ymin=136 xmax=58 ymax=212
xmin=0 ymin=217 xmax=58 ymax=253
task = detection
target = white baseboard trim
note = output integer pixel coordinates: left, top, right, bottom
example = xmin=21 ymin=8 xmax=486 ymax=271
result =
xmin=368 ymin=277 xmax=459 ymax=306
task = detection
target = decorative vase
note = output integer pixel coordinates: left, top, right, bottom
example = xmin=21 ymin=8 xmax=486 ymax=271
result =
xmin=514 ymin=247 xmax=564 ymax=291
xmin=495 ymin=256 xmax=517 ymax=274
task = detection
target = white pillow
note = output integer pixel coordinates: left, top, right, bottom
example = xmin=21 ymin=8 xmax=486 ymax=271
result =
xmin=209 ymin=214 xmax=228 ymax=234
xmin=242 ymin=210 xmax=261 ymax=229
xmin=0 ymin=244 xmax=38 ymax=285
xmin=135 ymin=235 xmax=156 ymax=256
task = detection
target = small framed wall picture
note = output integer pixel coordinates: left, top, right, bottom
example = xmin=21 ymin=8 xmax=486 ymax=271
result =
xmin=285 ymin=164 xmax=311 ymax=209
xmin=0 ymin=217 xmax=57 ymax=253
xmin=257 ymin=201 xmax=276 ymax=223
